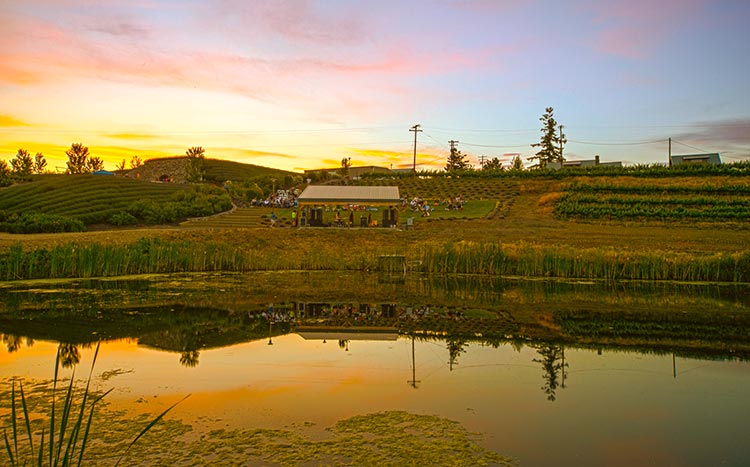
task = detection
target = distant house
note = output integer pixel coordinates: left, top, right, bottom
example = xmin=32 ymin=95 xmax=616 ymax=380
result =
xmin=548 ymin=155 xmax=623 ymax=170
xmin=670 ymin=153 xmax=721 ymax=166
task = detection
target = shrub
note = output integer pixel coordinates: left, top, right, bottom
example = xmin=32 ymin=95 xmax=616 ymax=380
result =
xmin=109 ymin=211 xmax=139 ymax=226
xmin=0 ymin=211 xmax=85 ymax=233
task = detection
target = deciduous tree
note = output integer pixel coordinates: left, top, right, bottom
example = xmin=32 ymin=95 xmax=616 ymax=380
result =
xmin=65 ymin=143 xmax=90 ymax=174
xmin=510 ymin=154 xmax=524 ymax=171
xmin=185 ymin=146 xmax=206 ymax=182
xmin=130 ymin=155 xmax=143 ymax=169
xmin=33 ymin=152 xmax=47 ymax=174
xmin=482 ymin=157 xmax=503 ymax=170
xmin=10 ymin=149 xmax=34 ymax=176
xmin=339 ymin=157 xmax=352 ymax=178
xmin=87 ymin=156 xmax=104 ymax=172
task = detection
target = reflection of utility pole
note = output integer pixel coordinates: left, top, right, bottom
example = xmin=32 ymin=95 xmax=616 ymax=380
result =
xmin=407 ymin=335 xmax=420 ymax=389
xmin=673 ymin=352 xmax=676 ymax=379
xmin=410 ymin=124 xmax=422 ymax=173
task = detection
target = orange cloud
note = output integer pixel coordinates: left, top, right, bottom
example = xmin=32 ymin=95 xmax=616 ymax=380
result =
xmin=0 ymin=114 xmax=31 ymax=127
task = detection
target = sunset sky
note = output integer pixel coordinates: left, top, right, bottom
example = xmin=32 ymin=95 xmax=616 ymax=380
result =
xmin=1 ymin=0 xmax=749 ymax=173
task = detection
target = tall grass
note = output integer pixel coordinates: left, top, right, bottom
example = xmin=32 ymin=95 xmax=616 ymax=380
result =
xmin=2 ymin=238 xmax=748 ymax=282
xmin=3 ymin=343 xmax=187 ymax=466
xmin=416 ymin=241 xmax=750 ymax=282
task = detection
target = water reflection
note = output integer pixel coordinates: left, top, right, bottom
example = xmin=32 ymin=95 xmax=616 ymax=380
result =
xmin=532 ymin=344 xmax=568 ymax=402
xmin=1 ymin=272 xmax=750 ymax=374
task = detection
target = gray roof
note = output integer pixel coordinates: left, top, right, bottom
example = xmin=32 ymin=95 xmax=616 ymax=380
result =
xmin=671 ymin=153 xmax=721 ymax=165
xmin=298 ymin=185 xmax=400 ymax=204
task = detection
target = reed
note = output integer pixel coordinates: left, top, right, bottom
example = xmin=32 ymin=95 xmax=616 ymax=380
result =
xmin=2 ymin=343 xmax=187 ymax=466
xmin=415 ymin=241 xmax=750 ymax=283
xmin=1 ymin=236 xmax=748 ymax=283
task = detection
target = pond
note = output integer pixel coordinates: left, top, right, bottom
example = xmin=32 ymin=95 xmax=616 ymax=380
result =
xmin=1 ymin=272 xmax=750 ymax=466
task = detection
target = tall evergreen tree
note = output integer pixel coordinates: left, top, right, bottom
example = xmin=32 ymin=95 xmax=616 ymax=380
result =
xmin=445 ymin=142 xmax=469 ymax=172
xmin=529 ymin=107 xmax=566 ymax=169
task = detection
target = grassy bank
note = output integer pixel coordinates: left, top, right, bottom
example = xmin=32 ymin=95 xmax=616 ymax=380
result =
xmin=2 ymin=236 xmax=748 ymax=282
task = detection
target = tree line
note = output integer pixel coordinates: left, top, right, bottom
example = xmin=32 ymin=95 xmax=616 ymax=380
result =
xmin=0 ymin=143 xmax=209 ymax=186
xmin=444 ymin=107 xmax=565 ymax=173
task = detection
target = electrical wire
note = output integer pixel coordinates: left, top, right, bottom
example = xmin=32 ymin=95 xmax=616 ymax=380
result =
xmin=568 ymin=138 xmax=666 ymax=146
xmin=671 ymin=139 xmax=710 ymax=153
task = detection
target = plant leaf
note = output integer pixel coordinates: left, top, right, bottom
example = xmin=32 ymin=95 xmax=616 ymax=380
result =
xmin=114 ymin=394 xmax=191 ymax=467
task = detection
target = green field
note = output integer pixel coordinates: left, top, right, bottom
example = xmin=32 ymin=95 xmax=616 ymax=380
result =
xmin=0 ymin=174 xmax=231 ymax=228
xmin=1 ymin=165 xmax=750 ymax=282
xmin=555 ymin=178 xmax=750 ymax=221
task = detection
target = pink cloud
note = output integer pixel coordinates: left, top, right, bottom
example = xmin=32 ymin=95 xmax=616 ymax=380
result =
xmin=204 ymin=0 xmax=366 ymax=45
xmin=578 ymin=0 xmax=707 ymax=58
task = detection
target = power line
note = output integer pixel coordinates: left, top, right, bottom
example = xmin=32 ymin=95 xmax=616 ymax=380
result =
xmin=460 ymin=141 xmax=530 ymax=149
xmin=671 ymin=139 xmax=711 ymax=153
xmin=568 ymin=138 xmax=666 ymax=146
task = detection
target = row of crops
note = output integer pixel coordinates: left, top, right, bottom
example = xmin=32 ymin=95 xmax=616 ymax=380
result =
xmin=0 ymin=175 xmax=232 ymax=230
xmin=555 ymin=181 xmax=750 ymax=221
xmin=352 ymin=177 xmax=520 ymax=201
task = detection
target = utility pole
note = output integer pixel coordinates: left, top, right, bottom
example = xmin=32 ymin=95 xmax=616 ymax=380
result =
xmin=410 ymin=124 xmax=422 ymax=173
xmin=558 ymin=125 xmax=565 ymax=163
xmin=478 ymin=155 xmax=487 ymax=168
xmin=668 ymin=137 xmax=672 ymax=167
xmin=449 ymin=140 xmax=459 ymax=152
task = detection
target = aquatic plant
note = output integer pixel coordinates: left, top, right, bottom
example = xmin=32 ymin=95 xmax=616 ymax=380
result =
xmin=2 ymin=343 xmax=187 ymax=466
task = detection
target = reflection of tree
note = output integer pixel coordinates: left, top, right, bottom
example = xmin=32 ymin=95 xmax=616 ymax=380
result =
xmin=3 ymin=334 xmax=23 ymax=353
xmin=447 ymin=339 xmax=467 ymax=371
xmin=58 ymin=343 xmax=81 ymax=368
xmin=338 ymin=340 xmax=349 ymax=351
xmin=532 ymin=344 xmax=568 ymax=402
xmin=179 ymin=350 xmax=200 ymax=368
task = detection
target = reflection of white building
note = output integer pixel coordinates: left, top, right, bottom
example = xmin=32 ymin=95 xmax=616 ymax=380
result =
xmin=296 ymin=327 xmax=398 ymax=342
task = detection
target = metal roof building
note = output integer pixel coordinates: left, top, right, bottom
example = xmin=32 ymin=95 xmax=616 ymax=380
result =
xmin=297 ymin=185 xmax=402 ymax=228
xmin=670 ymin=153 xmax=721 ymax=165
xmin=297 ymin=185 xmax=400 ymax=205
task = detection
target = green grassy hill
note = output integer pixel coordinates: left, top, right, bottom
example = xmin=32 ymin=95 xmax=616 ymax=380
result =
xmin=0 ymin=174 xmax=231 ymax=229
xmin=0 ymin=174 xmax=188 ymax=217
xmin=203 ymin=158 xmax=298 ymax=182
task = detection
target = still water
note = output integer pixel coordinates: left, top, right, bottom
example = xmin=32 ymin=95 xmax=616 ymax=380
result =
xmin=1 ymin=272 xmax=749 ymax=466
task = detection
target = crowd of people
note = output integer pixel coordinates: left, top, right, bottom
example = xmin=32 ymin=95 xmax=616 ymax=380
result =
xmin=250 ymin=189 xmax=299 ymax=208
xmin=404 ymin=196 xmax=465 ymax=217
